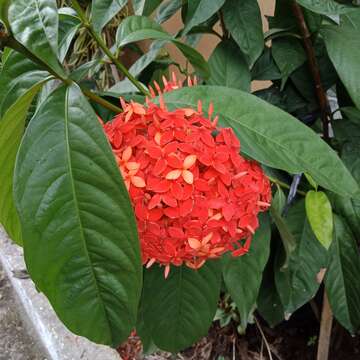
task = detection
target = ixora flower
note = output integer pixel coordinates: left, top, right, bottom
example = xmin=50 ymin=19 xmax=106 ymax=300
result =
xmin=102 ymin=74 xmax=271 ymax=278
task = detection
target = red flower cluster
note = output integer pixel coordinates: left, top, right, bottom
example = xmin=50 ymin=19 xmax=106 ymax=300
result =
xmin=102 ymin=75 xmax=271 ymax=277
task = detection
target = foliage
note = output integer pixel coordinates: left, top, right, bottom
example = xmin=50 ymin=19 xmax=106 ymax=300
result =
xmin=0 ymin=0 xmax=360 ymax=354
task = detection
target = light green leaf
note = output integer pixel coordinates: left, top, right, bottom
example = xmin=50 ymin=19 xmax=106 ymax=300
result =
xmin=272 ymin=38 xmax=306 ymax=89
xmin=161 ymin=86 xmax=360 ymax=198
xmin=275 ymin=200 xmax=328 ymax=315
xmin=142 ymin=262 xmax=221 ymax=352
xmin=222 ymin=213 xmax=271 ymax=329
xmin=8 ymin=0 xmax=65 ymax=76
xmin=272 ymin=185 xmax=286 ymax=214
xmin=321 ymin=12 xmax=360 ymax=110
xmin=325 ymin=214 xmax=360 ymax=333
xmin=183 ymin=0 xmax=225 ymax=35
xmin=0 ymin=80 xmax=47 ymax=245
xmin=305 ymin=190 xmax=333 ymax=249
xmin=13 ymin=84 xmax=142 ymax=347
xmin=222 ymin=0 xmax=264 ymax=66
xmin=208 ymin=40 xmax=251 ymax=91
xmin=304 ymin=173 xmax=318 ymax=190
xmin=91 ymin=0 xmax=127 ymax=34
xmin=58 ymin=9 xmax=80 ymax=62
xmin=297 ymin=0 xmax=358 ymax=15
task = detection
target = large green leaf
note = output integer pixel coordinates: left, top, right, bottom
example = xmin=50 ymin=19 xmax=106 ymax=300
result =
xmin=297 ymin=0 xmax=358 ymax=15
xmin=91 ymin=0 xmax=127 ymax=34
xmin=275 ymin=200 xmax=328 ymax=315
xmin=222 ymin=0 xmax=264 ymax=67
xmin=133 ymin=0 xmax=162 ymax=16
xmin=116 ymin=16 xmax=209 ymax=78
xmin=321 ymin=12 xmax=360 ymax=110
xmin=58 ymin=8 xmax=80 ymax=62
xmin=251 ymin=46 xmax=282 ymax=81
xmin=13 ymin=84 xmax=142 ymax=347
xmin=0 ymin=80 xmax=47 ymax=245
xmin=182 ymin=0 xmax=225 ymax=35
xmin=162 ymin=86 xmax=360 ymax=198
xmin=155 ymin=0 xmax=182 ymax=24
xmin=222 ymin=213 xmax=271 ymax=329
xmin=0 ymin=51 xmax=46 ymax=117
xmin=305 ymin=190 xmax=333 ymax=249
xmin=142 ymin=262 xmax=221 ymax=352
xmin=208 ymin=40 xmax=251 ymax=92
xmin=8 ymin=0 xmax=65 ymax=76
xmin=325 ymin=215 xmax=360 ymax=333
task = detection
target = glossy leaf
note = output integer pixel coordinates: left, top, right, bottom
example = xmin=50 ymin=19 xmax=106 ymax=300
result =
xmin=0 ymin=80 xmax=47 ymax=245
xmin=305 ymin=191 xmax=333 ymax=249
xmin=8 ymin=0 xmax=65 ymax=76
xmin=208 ymin=40 xmax=251 ymax=92
xmin=0 ymin=51 xmax=45 ymax=117
xmin=58 ymin=9 xmax=80 ymax=62
xmin=13 ymin=84 xmax=142 ymax=347
xmin=275 ymin=200 xmax=328 ymax=315
xmin=321 ymin=13 xmax=360 ymax=110
xmin=162 ymin=86 xmax=360 ymax=198
xmin=142 ymin=262 xmax=221 ymax=352
xmin=182 ymin=0 xmax=225 ymax=35
xmin=297 ymin=0 xmax=358 ymax=15
xmin=91 ymin=0 xmax=127 ymax=34
xmin=133 ymin=0 xmax=162 ymax=16
xmin=325 ymin=215 xmax=360 ymax=333
xmin=222 ymin=0 xmax=264 ymax=66
xmin=155 ymin=0 xmax=182 ymax=24
xmin=272 ymin=38 xmax=306 ymax=89
xmin=222 ymin=213 xmax=271 ymax=329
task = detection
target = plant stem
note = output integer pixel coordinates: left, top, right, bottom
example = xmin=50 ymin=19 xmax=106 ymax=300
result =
xmin=317 ymin=292 xmax=333 ymax=360
xmin=218 ymin=10 xmax=229 ymax=39
xmin=268 ymin=176 xmax=306 ymax=196
xmin=71 ymin=0 xmax=149 ymax=96
xmin=82 ymin=89 xmax=122 ymax=113
xmin=292 ymin=2 xmax=331 ymax=140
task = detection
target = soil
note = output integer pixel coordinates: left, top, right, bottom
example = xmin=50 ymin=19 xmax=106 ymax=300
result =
xmin=0 ymin=265 xmax=47 ymax=360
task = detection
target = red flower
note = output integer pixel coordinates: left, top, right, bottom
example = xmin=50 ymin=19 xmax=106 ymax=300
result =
xmin=102 ymin=74 xmax=271 ymax=277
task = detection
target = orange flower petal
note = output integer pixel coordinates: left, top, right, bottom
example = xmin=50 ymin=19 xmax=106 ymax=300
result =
xmin=131 ymin=176 xmax=146 ymax=188
xmin=188 ymin=238 xmax=202 ymax=250
xmin=182 ymin=170 xmax=194 ymax=185
xmin=166 ymin=169 xmax=182 ymax=180
xmin=183 ymin=154 xmax=197 ymax=169
xmin=122 ymin=146 xmax=132 ymax=162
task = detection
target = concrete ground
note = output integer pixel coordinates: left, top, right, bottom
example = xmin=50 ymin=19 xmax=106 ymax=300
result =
xmin=0 ymin=264 xmax=47 ymax=360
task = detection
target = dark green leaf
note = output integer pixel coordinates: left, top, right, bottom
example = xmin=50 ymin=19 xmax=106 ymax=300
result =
xmin=251 ymin=47 xmax=281 ymax=81
xmin=91 ymin=0 xmax=127 ymax=34
xmin=321 ymin=12 xmax=360 ymax=110
xmin=8 ymin=0 xmax=65 ymax=76
xmin=222 ymin=213 xmax=271 ymax=329
xmin=162 ymin=86 xmax=360 ymax=198
xmin=155 ymin=0 xmax=182 ymax=24
xmin=272 ymin=185 xmax=286 ymax=214
xmin=208 ymin=40 xmax=251 ymax=91
xmin=222 ymin=0 xmax=264 ymax=66
xmin=297 ymin=0 xmax=358 ymax=15
xmin=69 ymin=60 xmax=100 ymax=82
xmin=272 ymin=38 xmax=306 ymax=89
xmin=133 ymin=0 xmax=162 ymax=16
xmin=183 ymin=0 xmax=225 ymax=35
xmin=305 ymin=190 xmax=333 ymax=249
xmin=142 ymin=262 xmax=221 ymax=352
xmin=58 ymin=8 xmax=80 ymax=62
xmin=275 ymin=200 xmax=328 ymax=315
xmin=14 ymin=84 xmax=142 ymax=347
xmin=0 ymin=80 xmax=47 ymax=245
xmin=325 ymin=214 xmax=360 ymax=333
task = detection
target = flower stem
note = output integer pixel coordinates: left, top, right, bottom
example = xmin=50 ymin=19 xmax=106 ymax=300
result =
xmin=71 ymin=0 xmax=149 ymax=96
xmin=268 ymin=176 xmax=306 ymax=196
xmin=82 ymin=89 xmax=123 ymax=113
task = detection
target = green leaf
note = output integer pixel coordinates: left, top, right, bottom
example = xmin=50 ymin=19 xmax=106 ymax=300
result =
xmin=222 ymin=0 xmax=264 ymax=67
xmin=251 ymin=47 xmax=281 ymax=81
xmin=208 ymin=40 xmax=251 ymax=91
xmin=182 ymin=0 xmax=225 ymax=35
xmin=8 ymin=0 xmax=65 ymax=76
xmin=58 ymin=8 xmax=80 ymax=62
xmin=325 ymin=214 xmax=360 ymax=333
xmin=272 ymin=38 xmax=306 ymax=89
xmin=305 ymin=190 xmax=333 ymax=249
xmin=321 ymin=12 xmax=360 ymax=110
xmin=155 ymin=0 xmax=182 ymax=24
xmin=222 ymin=213 xmax=271 ymax=329
xmin=296 ymin=0 xmax=358 ymax=15
xmin=13 ymin=84 xmax=142 ymax=347
xmin=0 ymin=80 xmax=47 ymax=245
xmin=275 ymin=200 xmax=328 ymax=315
xmin=133 ymin=0 xmax=162 ymax=16
xmin=69 ymin=59 xmax=99 ymax=82
xmin=272 ymin=185 xmax=286 ymax=214
xmin=142 ymin=262 xmax=221 ymax=352
xmin=0 ymin=51 xmax=47 ymax=117
xmin=91 ymin=0 xmax=127 ymax=34
xmin=115 ymin=16 xmax=209 ymax=78
xmin=0 ymin=0 xmax=10 ymax=27
xmin=161 ymin=86 xmax=360 ymax=198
